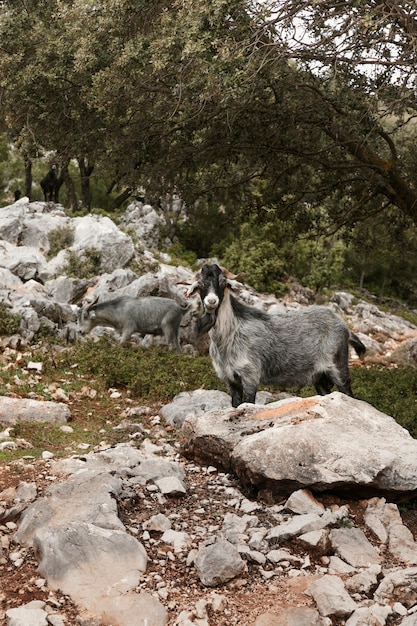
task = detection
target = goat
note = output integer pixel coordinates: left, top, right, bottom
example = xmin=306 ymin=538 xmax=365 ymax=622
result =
xmin=186 ymin=264 xmax=366 ymax=407
xmin=40 ymin=165 xmax=58 ymax=202
xmin=78 ymin=295 xmax=190 ymax=352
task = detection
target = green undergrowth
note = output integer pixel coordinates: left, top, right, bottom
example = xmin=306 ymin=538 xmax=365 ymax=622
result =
xmin=64 ymin=338 xmax=225 ymax=401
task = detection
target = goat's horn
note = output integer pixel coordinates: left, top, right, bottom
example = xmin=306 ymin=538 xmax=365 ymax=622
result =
xmin=220 ymin=266 xmax=248 ymax=281
xmin=84 ymin=294 xmax=99 ymax=310
xmin=185 ymin=280 xmax=200 ymax=298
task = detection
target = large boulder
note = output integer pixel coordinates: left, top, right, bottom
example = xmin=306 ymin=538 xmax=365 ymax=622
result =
xmin=181 ymin=392 xmax=417 ymax=501
xmin=72 ymin=214 xmax=135 ymax=273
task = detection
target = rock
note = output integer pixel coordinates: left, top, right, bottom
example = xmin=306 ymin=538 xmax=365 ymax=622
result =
xmin=0 ymin=241 xmax=46 ymax=281
xmin=143 ymin=513 xmax=172 ymax=532
xmin=160 ymin=529 xmax=192 ymax=553
xmin=6 ymin=601 xmax=48 ymax=626
xmin=344 ymin=565 xmax=381 ymax=594
xmin=182 ymin=393 xmax=417 ymax=500
xmin=161 ymin=389 xmax=231 ymax=428
xmin=266 ymin=513 xmax=327 ymax=543
xmin=35 ymin=522 xmax=147 ymax=595
xmin=72 ymin=214 xmax=135 ymax=273
xmin=306 ymin=574 xmax=358 ymax=617
xmin=400 ymin=615 xmax=417 ymax=626
xmin=365 ymin=497 xmax=417 ymax=564
xmin=374 ymin=567 xmax=417 ymax=607
xmin=329 ymin=527 xmax=382 ymax=568
xmin=254 ymin=608 xmax=330 ymax=625
xmin=194 ymin=537 xmax=246 ymax=586
xmin=345 ymin=604 xmax=392 ymax=626
xmin=155 ymin=476 xmax=187 ymax=496
xmin=284 ymin=489 xmax=325 ymax=515
xmin=0 ymin=397 xmax=70 ymax=426
xmin=97 ymin=592 xmax=168 ymax=626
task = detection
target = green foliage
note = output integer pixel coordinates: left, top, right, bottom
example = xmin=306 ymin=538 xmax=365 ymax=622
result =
xmin=344 ymin=209 xmax=417 ymax=304
xmin=0 ymin=304 xmax=21 ymax=336
xmin=161 ymin=243 xmax=198 ymax=269
xmin=47 ymin=225 xmax=75 ymax=259
xmin=0 ymin=134 xmax=28 ymax=203
xmin=351 ymin=366 xmax=417 ymax=438
xmin=64 ymin=247 xmax=101 ymax=279
xmin=216 ymin=217 xmax=346 ymax=294
xmin=71 ymin=338 xmax=224 ymax=403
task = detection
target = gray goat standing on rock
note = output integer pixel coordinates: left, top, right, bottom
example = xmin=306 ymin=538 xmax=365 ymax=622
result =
xmin=186 ymin=263 xmax=366 ymax=407
xmin=78 ymin=295 xmax=190 ymax=352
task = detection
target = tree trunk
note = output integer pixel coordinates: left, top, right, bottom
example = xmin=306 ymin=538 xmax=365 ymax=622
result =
xmin=60 ymin=160 xmax=78 ymax=212
xmin=77 ymin=157 xmax=94 ymax=210
xmin=109 ymin=188 xmax=132 ymax=211
xmin=359 ymin=269 xmax=365 ymax=290
xmin=24 ymin=155 xmax=32 ymax=200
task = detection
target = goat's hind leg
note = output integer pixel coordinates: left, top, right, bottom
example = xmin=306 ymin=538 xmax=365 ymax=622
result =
xmin=313 ymin=372 xmax=334 ymax=395
xmin=323 ymin=366 xmax=353 ymax=397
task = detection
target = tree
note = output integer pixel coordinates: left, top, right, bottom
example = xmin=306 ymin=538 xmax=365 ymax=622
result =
xmin=0 ymin=0 xmax=107 ymax=208
xmin=1 ymin=0 xmax=417 ymax=236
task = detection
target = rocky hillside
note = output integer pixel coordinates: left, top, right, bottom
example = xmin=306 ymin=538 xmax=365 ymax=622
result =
xmin=2 ymin=197 xmax=417 ymax=626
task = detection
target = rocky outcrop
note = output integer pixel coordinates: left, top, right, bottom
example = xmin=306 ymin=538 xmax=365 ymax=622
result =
xmin=181 ymin=392 xmax=417 ymax=501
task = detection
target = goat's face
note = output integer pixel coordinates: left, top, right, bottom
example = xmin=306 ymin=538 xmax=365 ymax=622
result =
xmin=186 ymin=264 xmax=243 ymax=335
xmin=186 ymin=264 xmax=227 ymax=313
xmin=199 ymin=264 xmax=227 ymax=313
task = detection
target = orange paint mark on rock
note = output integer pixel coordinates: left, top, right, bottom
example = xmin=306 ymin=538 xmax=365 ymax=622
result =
xmin=255 ymin=397 xmax=318 ymax=421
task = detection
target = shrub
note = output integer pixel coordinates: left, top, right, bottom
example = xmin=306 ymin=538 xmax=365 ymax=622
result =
xmin=0 ymin=304 xmax=21 ymax=335
xmin=47 ymin=225 xmax=75 ymax=259
xmin=65 ymin=247 xmax=101 ymax=278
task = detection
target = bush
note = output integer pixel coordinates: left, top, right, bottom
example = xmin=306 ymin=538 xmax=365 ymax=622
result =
xmin=216 ymin=218 xmax=346 ymax=295
xmin=65 ymin=247 xmax=101 ymax=278
xmin=47 ymin=225 xmax=75 ymax=259
xmin=0 ymin=304 xmax=21 ymax=335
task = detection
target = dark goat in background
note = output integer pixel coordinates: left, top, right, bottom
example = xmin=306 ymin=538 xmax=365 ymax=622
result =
xmin=40 ymin=165 xmax=59 ymax=202
xmin=186 ymin=264 xmax=366 ymax=407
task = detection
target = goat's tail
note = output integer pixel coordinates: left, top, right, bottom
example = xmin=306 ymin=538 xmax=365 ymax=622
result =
xmin=349 ymin=331 xmax=366 ymax=357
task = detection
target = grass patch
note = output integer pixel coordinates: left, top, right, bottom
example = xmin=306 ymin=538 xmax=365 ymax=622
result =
xmin=65 ymin=338 xmax=225 ymax=403
xmin=352 ymin=365 xmax=417 ymax=437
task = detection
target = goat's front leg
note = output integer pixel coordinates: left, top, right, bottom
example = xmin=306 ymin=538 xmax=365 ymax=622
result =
xmin=228 ymin=378 xmax=243 ymax=408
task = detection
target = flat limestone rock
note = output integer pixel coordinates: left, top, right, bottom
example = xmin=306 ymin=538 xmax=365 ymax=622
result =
xmin=0 ymin=396 xmax=70 ymax=425
xmin=182 ymin=393 xmax=417 ymax=501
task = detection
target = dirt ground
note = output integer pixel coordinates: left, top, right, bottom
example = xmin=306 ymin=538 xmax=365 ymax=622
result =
xmin=1 ymin=396 xmax=417 ymax=626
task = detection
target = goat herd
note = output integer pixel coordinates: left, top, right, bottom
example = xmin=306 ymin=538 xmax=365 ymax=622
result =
xmin=78 ymin=263 xmax=366 ymax=407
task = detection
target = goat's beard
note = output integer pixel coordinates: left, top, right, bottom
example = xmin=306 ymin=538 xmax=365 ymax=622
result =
xmin=196 ymin=311 xmax=217 ymax=335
